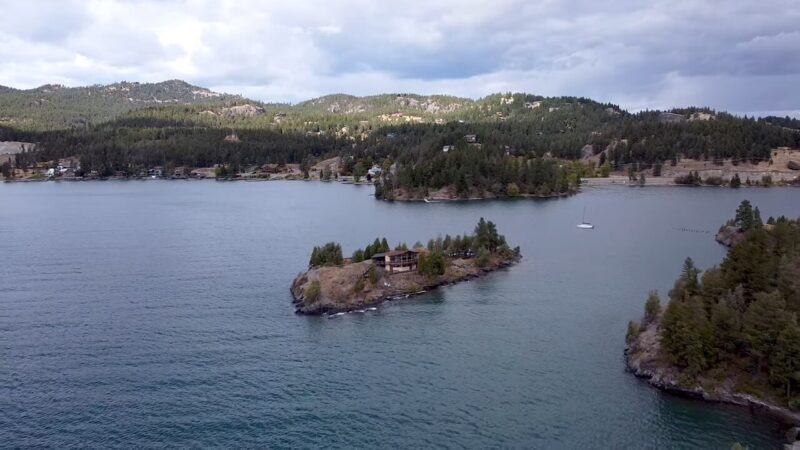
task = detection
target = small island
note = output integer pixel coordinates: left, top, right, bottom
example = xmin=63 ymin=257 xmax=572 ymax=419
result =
xmin=291 ymin=218 xmax=520 ymax=314
xmin=625 ymin=202 xmax=800 ymax=434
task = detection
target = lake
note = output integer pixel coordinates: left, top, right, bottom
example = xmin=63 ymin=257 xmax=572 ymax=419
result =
xmin=1 ymin=180 xmax=797 ymax=448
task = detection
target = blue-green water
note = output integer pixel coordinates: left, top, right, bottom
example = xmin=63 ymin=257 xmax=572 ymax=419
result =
xmin=1 ymin=181 xmax=797 ymax=448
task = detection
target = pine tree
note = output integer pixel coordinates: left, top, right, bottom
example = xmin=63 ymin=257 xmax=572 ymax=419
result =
xmin=743 ymin=292 xmax=788 ymax=369
xmin=735 ymin=200 xmax=755 ymax=231
xmin=643 ymin=290 xmax=661 ymax=325
xmin=681 ymin=258 xmax=701 ymax=295
xmin=626 ymin=321 xmax=640 ymax=344
xmin=771 ymin=321 xmax=800 ymax=403
xmin=710 ymin=298 xmax=742 ymax=357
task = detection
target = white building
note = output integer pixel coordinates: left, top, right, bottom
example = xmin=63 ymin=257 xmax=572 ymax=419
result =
xmin=367 ymin=165 xmax=382 ymax=177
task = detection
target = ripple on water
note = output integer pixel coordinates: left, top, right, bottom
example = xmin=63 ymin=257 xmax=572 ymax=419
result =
xmin=0 ymin=182 xmax=791 ymax=448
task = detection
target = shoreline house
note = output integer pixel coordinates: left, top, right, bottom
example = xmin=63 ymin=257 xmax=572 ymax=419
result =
xmin=371 ymin=250 xmax=419 ymax=273
xmin=57 ymin=157 xmax=80 ymax=174
xmin=148 ymin=166 xmax=163 ymax=178
xmin=367 ymin=164 xmax=382 ymax=179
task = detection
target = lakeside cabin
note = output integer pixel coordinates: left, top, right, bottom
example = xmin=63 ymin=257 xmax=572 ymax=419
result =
xmin=371 ymin=250 xmax=419 ymax=273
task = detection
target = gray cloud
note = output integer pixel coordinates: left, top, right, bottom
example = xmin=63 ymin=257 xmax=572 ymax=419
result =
xmin=0 ymin=0 xmax=797 ymax=115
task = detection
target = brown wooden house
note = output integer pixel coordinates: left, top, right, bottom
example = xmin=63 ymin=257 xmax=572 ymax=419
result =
xmin=371 ymin=250 xmax=419 ymax=273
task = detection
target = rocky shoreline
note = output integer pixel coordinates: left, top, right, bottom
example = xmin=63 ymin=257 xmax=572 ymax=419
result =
xmin=291 ymin=255 xmax=520 ymax=315
xmin=625 ymin=318 xmax=800 ymax=441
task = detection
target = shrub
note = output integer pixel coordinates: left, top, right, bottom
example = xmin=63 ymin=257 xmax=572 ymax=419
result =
xmin=305 ymin=281 xmax=321 ymax=303
xmin=476 ymin=247 xmax=491 ymax=268
xmin=418 ymin=251 xmax=446 ymax=277
xmin=353 ymin=278 xmax=365 ymax=294
xmin=506 ymin=182 xmax=520 ymax=197
xmin=626 ymin=321 xmax=640 ymax=344
xmin=367 ymin=266 xmax=379 ymax=284
xmin=643 ymin=291 xmax=661 ymax=324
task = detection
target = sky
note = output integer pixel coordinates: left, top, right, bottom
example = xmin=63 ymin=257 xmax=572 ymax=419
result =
xmin=1 ymin=0 xmax=799 ymax=115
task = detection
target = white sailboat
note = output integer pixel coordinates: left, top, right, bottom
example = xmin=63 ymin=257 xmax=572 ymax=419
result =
xmin=577 ymin=206 xmax=594 ymax=229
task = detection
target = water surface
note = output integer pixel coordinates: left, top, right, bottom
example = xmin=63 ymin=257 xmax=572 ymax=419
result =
xmin=1 ymin=181 xmax=797 ymax=448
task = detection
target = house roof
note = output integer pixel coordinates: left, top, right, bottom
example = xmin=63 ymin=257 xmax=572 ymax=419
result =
xmin=372 ymin=249 xmax=418 ymax=259
xmin=387 ymin=250 xmax=418 ymax=256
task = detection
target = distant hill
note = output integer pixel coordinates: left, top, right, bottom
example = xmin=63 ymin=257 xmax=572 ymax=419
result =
xmin=2 ymin=80 xmax=799 ymax=194
xmin=294 ymin=93 xmax=474 ymax=116
xmin=0 ymin=80 xmax=240 ymax=131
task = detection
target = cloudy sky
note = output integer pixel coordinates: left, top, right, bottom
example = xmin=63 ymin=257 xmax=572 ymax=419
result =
xmin=1 ymin=0 xmax=798 ymax=115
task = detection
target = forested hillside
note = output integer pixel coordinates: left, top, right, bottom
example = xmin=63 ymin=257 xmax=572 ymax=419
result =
xmin=2 ymin=81 xmax=799 ymax=198
xmin=0 ymin=80 xmax=239 ymax=131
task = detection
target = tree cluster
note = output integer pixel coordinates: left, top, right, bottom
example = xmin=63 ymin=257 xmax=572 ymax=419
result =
xmin=351 ymin=238 xmax=391 ymax=262
xmin=309 ymin=242 xmax=343 ymax=267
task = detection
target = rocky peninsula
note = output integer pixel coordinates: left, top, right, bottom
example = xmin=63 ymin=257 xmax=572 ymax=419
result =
xmin=290 ymin=218 xmax=520 ymax=314
xmin=626 ymin=202 xmax=800 ymax=446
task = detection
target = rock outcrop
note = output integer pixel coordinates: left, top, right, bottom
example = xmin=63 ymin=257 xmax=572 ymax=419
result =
xmin=221 ymin=104 xmax=265 ymax=117
xmin=626 ymin=319 xmax=800 ymax=427
xmin=715 ymin=225 xmax=746 ymax=247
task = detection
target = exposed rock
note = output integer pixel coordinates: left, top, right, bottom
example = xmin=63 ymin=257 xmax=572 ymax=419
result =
xmin=689 ymin=112 xmax=715 ymax=121
xmin=626 ymin=319 xmax=800 ymax=427
xmin=0 ymin=141 xmax=35 ymax=154
xmin=221 ymin=104 xmax=265 ymax=117
xmin=715 ymin=225 xmax=746 ymax=247
xmin=788 ymin=160 xmax=800 ymax=171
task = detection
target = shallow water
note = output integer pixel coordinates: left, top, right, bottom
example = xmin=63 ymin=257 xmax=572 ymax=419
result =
xmin=1 ymin=181 xmax=797 ymax=448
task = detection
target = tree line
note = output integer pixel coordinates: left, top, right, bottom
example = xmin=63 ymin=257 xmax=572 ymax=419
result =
xmin=4 ymin=90 xmax=798 ymax=192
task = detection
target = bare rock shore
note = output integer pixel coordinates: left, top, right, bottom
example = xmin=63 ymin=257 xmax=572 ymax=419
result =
xmin=625 ymin=318 xmax=800 ymax=440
